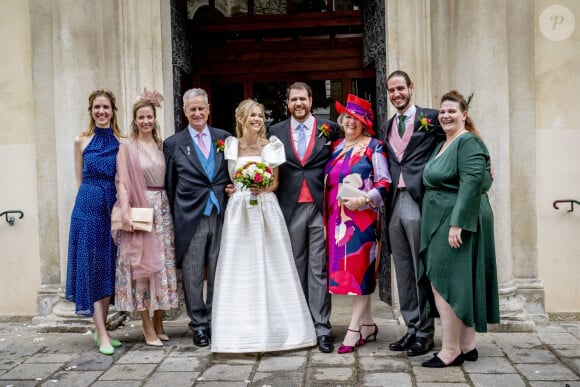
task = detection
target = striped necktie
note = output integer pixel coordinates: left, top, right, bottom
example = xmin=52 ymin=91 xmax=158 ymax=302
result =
xmin=197 ymin=132 xmax=209 ymax=158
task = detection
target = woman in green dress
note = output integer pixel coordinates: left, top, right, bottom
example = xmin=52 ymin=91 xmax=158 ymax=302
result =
xmin=419 ymin=90 xmax=499 ymax=368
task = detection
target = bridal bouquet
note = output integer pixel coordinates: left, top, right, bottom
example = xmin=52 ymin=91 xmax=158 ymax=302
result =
xmin=234 ymin=161 xmax=274 ymax=205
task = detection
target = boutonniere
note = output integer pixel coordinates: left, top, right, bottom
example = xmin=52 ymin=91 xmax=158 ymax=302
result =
xmin=418 ymin=113 xmax=432 ymax=132
xmin=317 ymin=123 xmax=331 ymax=138
xmin=215 ymin=139 xmax=225 ymax=153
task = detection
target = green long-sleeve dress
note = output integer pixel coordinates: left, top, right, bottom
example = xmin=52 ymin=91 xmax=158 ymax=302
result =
xmin=419 ymin=132 xmax=499 ymax=332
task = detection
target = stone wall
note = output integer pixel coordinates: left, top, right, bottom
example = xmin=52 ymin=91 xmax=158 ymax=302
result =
xmin=27 ymin=0 xmax=172 ymax=322
xmin=535 ymin=0 xmax=580 ymax=316
xmin=0 ymin=0 xmax=41 ymax=318
xmin=0 ymin=0 xmax=579 ymax=322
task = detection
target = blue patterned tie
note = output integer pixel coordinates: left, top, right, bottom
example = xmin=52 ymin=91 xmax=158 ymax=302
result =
xmin=297 ymin=123 xmax=306 ymax=158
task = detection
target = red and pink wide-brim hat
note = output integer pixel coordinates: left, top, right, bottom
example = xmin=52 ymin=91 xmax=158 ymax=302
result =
xmin=335 ymin=94 xmax=375 ymax=135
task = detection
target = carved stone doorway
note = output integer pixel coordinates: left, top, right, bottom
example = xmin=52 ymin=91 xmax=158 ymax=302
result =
xmin=170 ymin=0 xmax=391 ymax=303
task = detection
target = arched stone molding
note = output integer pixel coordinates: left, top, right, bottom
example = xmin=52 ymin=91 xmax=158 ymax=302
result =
xmin=188 ymin=0 xmax=231 ymax=18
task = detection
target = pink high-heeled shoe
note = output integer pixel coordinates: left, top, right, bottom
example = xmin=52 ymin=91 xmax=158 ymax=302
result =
xmin=359 ymin=323 xmax=378 ymax=346
xmin=338 ymin=328 xmax=362 ymax=354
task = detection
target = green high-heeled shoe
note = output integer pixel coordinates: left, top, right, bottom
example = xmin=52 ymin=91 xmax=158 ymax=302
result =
xmin=93 ymin=333 xmax=122 ymax=348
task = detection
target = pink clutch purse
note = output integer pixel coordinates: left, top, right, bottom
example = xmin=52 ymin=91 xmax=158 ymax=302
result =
xmin=111 ymin=207 xmax=154 ymax=232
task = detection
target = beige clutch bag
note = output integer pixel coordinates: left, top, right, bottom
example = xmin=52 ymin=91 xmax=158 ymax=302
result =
xmin=111 ymin=207 xmax=154 ymax=232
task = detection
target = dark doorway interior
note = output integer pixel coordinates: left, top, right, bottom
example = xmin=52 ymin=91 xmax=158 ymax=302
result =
xmin=187 ymin=0 xmax=375 ymax=133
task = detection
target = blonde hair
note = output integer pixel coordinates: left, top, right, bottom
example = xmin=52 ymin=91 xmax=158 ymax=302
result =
xmin=130 ymin=100 xmax=162 ymax=146
xmin=82 ymin=89 xmax=123 ymax=137
xmin=234 ymin=99 xmax=267 ymax=139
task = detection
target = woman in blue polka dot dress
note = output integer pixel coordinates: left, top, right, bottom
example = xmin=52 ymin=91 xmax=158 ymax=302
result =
xmin=66 ymin=89 xmax=123 ymax=355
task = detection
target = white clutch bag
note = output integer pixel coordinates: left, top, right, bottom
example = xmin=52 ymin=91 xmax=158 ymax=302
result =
xmin=337 ymin=174 xmax=366 ymax=201
xmin=111 ymin=207 xmax=154 ymax=232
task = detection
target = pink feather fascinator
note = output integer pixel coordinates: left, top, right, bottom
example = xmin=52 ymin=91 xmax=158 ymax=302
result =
xmin=137 ymin=87 xmax=164 ymax=108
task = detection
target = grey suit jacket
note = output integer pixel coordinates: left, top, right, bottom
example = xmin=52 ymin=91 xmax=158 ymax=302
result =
xmin=268 ymin=117 xmax=338 ymax=223
xmin=163 ymin=127 xmax=231 ymax=267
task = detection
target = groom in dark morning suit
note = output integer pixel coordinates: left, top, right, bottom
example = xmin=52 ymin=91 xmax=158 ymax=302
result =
xmin=269 ymin=82 xmax=338 ymax=353
xmin=164 ymin=88 xmax=231 ymax=347
xmin=384 ymin=71 xmax=444 ymax=357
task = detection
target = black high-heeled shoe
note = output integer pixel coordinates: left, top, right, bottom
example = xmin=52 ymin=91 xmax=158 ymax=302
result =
xmin=359 ymin=323 xmax=378 ymax=346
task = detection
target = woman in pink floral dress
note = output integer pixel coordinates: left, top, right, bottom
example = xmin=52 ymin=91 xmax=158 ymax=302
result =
xmin=113 ymin=89 xmax=180 ymax=346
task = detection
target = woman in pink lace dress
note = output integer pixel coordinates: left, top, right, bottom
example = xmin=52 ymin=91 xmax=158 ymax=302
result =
xmin=113 ymin=89 xmax=180 ymax=346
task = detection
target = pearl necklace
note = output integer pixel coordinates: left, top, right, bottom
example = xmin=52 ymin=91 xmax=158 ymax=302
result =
xmin=344 ymin=136 xmax=363 ymax=149
xmin=239 ymin=138 xmax=261 ymax=150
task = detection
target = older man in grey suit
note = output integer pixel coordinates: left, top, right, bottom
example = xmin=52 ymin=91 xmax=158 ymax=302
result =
xmin=164 ymin=88 xmax=231 ymax=347
xmin=384 ymin=71 xmax=444 ymax=357
xmin=269 ymin=82 xmax=338 ymax=353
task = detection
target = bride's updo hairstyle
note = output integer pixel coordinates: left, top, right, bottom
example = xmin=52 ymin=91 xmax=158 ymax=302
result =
xmin=234 ymin=99 xmax=267 ymax=139
xmin=440 ymin=90 xmax=481 ymax=138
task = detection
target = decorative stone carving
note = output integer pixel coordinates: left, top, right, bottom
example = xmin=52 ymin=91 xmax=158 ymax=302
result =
xmin=172 ymin=0 xmax=194 ymax=130
xmin=362 ymin=0 xmax=391 ymax=304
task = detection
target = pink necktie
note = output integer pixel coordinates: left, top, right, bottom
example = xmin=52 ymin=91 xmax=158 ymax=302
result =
xmin=197 ymin=133 xmax=209 ymax=158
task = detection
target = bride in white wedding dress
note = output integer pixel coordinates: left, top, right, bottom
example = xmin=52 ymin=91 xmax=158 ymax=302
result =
xmin=211 ymin=99 xmax=317 ymax=353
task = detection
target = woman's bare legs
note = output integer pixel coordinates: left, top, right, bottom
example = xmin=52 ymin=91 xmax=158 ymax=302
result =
xmin=342 ymin=295 xmax=371 ymax=347
xmin=432 ymin=286 xmax=462 ymax=364
xmin=93 ymin=297 xmax=112 ymax=349
xmin=153 ymin=310 xmax=168 ymax=340
xmin=360 ymin=296 xmax=377 ymax=339
xmin=460 ymin=325 xmax=476 ymax=353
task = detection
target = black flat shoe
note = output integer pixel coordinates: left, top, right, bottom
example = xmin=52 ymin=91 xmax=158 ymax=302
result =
xmin=407 ymin=336 xmax=434 ymax=357
xmin=464 ymin=348 xmax=478 ymax=361
xmin=422 ymin=352 xmax=464 ymax=368
xmin=318 ymin=335 xmax=334 ymax=353
xmin=193 ymin=328 xmax=209 ymax=347
xmin=389 ymin=333 xmax=416 ymax=351
xmin=437 ymin=348 xmax=477 ymax=360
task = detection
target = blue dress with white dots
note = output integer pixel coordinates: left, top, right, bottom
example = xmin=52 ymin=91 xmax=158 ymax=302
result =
xmin=66 ymin=127 xmax=119 ymax=316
